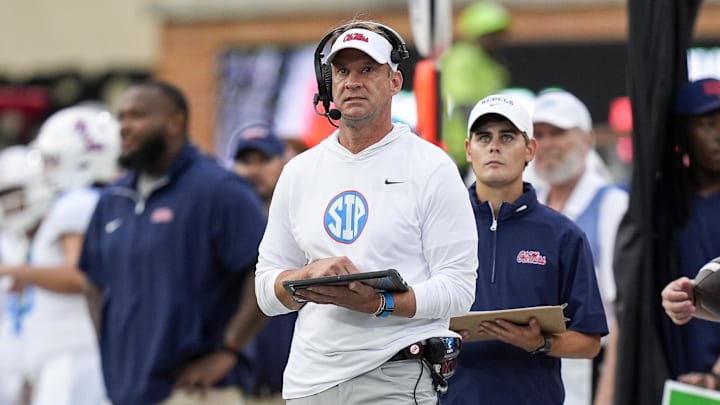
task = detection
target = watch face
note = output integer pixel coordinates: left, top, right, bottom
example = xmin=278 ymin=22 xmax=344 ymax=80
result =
xmin=542 ymin=335 xmax=552 ymax=352
xmin=531 ymin=335 xmax=551 ymax=355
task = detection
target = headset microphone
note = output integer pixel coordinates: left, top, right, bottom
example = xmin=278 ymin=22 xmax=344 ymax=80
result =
xmin=312 ymin=93 xmax=341 ymax=127
xmin=328 ymin=109 xmax=342 ymax=120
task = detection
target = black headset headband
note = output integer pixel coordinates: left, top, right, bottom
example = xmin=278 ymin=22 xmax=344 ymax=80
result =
xmin=312 ymin=22 xmax=410 ymax=123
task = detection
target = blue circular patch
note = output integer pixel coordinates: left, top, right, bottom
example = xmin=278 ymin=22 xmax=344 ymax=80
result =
xmin=324 ymin=190 xmax=369 ymax=243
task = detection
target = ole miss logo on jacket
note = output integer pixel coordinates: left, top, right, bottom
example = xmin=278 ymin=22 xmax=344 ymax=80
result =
xmin=516 ymin=250 xmax=547 ymax=266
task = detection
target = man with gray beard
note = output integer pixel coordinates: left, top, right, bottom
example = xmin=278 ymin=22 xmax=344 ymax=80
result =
xmin=532 ymin=90 xmax=628 ymax=405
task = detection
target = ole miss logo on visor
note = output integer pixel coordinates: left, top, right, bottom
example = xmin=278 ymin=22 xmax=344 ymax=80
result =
xmin=324 ymin=190 xmax=368 ymax=244
xmin=343 ymin=32 xmax=369 ymax=43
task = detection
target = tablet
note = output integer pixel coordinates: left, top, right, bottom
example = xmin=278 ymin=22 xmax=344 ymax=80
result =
xmin=283 ymin=269 xmax=409 ymax=297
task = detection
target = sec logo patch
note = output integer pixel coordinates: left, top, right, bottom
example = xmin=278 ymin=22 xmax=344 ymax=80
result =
xmin=324 ymin=190 xmax=368 ymax=243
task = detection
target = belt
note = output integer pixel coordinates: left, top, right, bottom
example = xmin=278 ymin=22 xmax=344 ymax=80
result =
xmin=388 ymin=341 xmax=426 ymax=362
xmin=386 ymin=338 xmax=462 ymax=394
xmin=388 ymin=337 xmax=462 ymax=362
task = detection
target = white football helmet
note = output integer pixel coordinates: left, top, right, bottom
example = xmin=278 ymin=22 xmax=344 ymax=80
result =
xmin=0 ymin=145 xmax=54 ymax=235
xmin=33 ymin=104 xmax=121 ymax=192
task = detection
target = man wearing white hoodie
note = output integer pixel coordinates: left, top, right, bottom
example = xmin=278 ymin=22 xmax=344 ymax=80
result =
xmin=254 ymin=20 xmax=478 ymax=405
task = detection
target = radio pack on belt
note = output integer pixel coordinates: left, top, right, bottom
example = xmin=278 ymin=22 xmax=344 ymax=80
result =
xmin=395 ymin=337 xmax=461 ymax=393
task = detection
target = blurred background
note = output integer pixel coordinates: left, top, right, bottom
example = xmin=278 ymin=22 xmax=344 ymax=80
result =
xmin=1 ymin=0 xmax=720 ymax=182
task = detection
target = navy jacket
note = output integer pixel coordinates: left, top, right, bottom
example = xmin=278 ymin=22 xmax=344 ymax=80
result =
xmin=80 ymin=144 xmax=267 ymax=405
xmin=444 ymin=182 xmax=608 ymax=405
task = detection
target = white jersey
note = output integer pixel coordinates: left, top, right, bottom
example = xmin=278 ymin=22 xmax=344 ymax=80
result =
xmin=0 ymin=189 xmax=105 ymax=405
xmin=0 ymin=231 xmax=29 ymax=327
xmin=22 ymin=187 xmax=101 ymax=370
xmin=0 ymin=231 xmax=32 ymax=388
xmin=537 ymin=168 xmax=628 ymax=405
xmin=255 ymin=124 xmax=478 ymax=399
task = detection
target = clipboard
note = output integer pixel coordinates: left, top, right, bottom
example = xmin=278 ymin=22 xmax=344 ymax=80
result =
xmin=282 ymin=269 xmax=409 ymax=297
xmin=450 ymin=305 xmax=568 ymax=342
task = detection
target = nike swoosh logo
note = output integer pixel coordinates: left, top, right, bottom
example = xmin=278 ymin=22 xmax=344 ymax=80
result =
xmin=105 ymin=218 xmax=122 ymax=234
xmin=384 ymin=179 xmax=404 ymax=185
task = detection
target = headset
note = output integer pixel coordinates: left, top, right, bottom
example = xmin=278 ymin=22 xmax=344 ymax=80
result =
xmin=313 ymin=21 xmax=410 ymax=126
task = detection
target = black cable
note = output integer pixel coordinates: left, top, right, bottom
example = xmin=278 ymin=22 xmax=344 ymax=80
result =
xmin=422 ymin=357 xmax=448 ymax=395
xmin=325 ymin=114 xmax=339 ymax=128
xmin=413 ymin=359 xmax=423 ymax=405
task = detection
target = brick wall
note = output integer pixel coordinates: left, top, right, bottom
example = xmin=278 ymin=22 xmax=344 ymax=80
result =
xmin=156 ymin=4 xmax=720 ymax=155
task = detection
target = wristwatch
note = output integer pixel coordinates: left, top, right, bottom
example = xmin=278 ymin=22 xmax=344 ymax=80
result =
xmin=529 ymin=334 xmax=552 ymax=355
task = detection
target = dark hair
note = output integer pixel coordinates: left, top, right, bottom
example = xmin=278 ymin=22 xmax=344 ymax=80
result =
xmin=134 ymin=79 xmax=189 ymax=131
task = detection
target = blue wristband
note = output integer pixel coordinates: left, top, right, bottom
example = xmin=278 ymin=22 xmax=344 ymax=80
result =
xmin=378 ymin=292 xmax=394 ymax=318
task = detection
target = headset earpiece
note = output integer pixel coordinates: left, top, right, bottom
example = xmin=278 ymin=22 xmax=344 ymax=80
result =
xmin=313 ymin=27 xmax=337 ymax=121
xmin=321 ymin=63 xmax=333 ymax=102
xmin=376 ymin=25 xmax=409 ymax=64
xmin=390 ymin=49 xmax=401 ymax=65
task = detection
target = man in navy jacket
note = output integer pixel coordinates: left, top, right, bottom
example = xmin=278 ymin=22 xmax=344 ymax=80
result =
xmin=80 ymin=80 xmax=268 ymax=405
xmin=444 ymin=94 xmax=608 ymax=404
